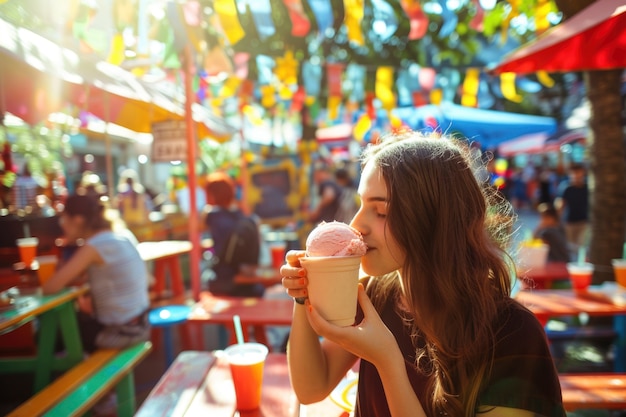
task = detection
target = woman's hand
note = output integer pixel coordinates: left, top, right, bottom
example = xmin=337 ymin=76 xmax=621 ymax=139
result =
xmin=305 ymin=283 xmax=399 ymax=367
xmin=280 ymin=250 xmax=308 ymax=300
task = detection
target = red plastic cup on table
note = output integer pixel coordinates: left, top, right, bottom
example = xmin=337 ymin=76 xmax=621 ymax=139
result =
xmin=566 ymin=262 xmax=593 ymax=293
xmin=269 ymin=242 xmax=287 ymax=270
xmin=224 ymin=342 xmax=269 ymax=411
xmin=16 ymin=237 xmax=38 ymax=267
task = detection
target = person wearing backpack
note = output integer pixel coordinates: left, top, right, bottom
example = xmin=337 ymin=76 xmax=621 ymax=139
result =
xmin=203 ymin=172 xmax=263 ymax=297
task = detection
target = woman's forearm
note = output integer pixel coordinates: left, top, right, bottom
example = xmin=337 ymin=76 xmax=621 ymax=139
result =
xmin=286 ymin=304 xmax=333 ymax=403
xmin=376 ymin=347 xmax=427 ymax=417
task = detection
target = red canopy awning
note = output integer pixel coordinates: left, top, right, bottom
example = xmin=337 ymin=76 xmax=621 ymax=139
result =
xmin=490 ymin=0 xmax=626 ymax=74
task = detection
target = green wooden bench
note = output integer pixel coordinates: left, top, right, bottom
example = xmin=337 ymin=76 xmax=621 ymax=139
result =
xmin=7 ymin=341 xmax=152 ymax=417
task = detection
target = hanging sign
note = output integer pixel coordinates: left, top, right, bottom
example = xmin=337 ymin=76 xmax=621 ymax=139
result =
xmin=151 ymin=120 xmax=188 ymax=162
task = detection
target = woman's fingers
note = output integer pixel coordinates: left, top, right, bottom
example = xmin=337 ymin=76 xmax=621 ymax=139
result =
xmin=280 ymin=250 xmax=308 ymax=298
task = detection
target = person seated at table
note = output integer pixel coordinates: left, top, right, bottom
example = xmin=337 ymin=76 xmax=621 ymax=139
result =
xmin=42 ymin=193 xmax=150 ymax=353
xmin=533 ymin=202 xmax=571 ymax=263
xmin=203 ymin=172 xmax=263 ymax=297
xmin=281 ymin=132 xmax=566 ymax=417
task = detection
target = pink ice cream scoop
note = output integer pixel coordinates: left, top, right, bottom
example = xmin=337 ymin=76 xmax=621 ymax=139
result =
xmin=305 ymin=221 xmax=368 ymax=257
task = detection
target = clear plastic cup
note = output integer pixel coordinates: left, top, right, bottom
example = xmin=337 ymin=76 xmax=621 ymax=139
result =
xmin=223 ymin=342 xmax=269 ymax=411
xmin=16 ymin=237 xmax=38 ymax=266
xmin=611 ymin=259 xmax=626 ymax=289
xmin=566 ymin=262 xmax=594 ymax=292
xmin=300 ymin=255 xmax=362 ymax=326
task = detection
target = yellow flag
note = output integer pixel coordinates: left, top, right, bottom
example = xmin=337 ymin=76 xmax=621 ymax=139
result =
xmin=461 ymin=68 xmax=480 ymax=107
xmin=214 ymin=0 xmax=245 ymax=45
xmin=275 ymin=51 xmax=299 ymax=85
xmin=430 ymin=89 xmax=442 ymax=105
xmin=376 ymin=67 xmax=396 ymax=111
xmin=327 ymin=96 xmax=342 ymax=120
xmin=344 ymin=0 xmax=365 ymax=45
xmin=500 ymin=73 xmax=523 ymax=103
xmin=537 ymin=70 xmax=555 ymax=88
xmin=354 ymin=114 xmax=372 ymax=142
xmin=221 ymin=77 xmax=242 ymax=98
xmin=260 ymin=85 xmax=276 ymax=108
xmin=107 ymin=33 xmax=125 ymax=65
xmin=535 ymin=0 xmax=552 ymax=34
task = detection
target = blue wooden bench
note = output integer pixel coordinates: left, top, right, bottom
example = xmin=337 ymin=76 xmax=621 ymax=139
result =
xmin=7 ymin=341 xmax=152 ymax=417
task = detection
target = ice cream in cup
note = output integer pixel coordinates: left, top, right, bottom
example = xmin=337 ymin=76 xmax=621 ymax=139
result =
xmin=300 ymin=221 xmax=368 ymax=326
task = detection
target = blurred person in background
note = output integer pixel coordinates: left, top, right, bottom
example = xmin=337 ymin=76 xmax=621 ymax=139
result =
xmin=115 ymin=168 xmax=153 ymax=226
xmin=203 ymin=172 xmax=262 ymax=297
xmin=533 ymin=203 xmax=571 ymax=262
xmin=308 ymin=163 xmax=341 ymax=224
xmin=555 ymin=164 xmax=589 ymax=251
xmin=43 ymin=193 xmax=150 ymax=352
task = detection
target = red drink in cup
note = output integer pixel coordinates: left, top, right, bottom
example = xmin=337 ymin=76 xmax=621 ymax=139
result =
xmin=16 ymin=237 xmax=38 ymax=267
xmin=566 ymin=262 xmax=593 ymax=293
xmin=269 ymin=242 xmax=286 ymax=270
xmin=224 ymin=342 xmax=268 ymax=410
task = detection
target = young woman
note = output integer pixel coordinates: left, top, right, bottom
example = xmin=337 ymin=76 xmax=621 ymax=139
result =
xmin=281 ymin=132 xmax=566 ymax=417
xmin=43 ymin=194 xmax=150 ymax=352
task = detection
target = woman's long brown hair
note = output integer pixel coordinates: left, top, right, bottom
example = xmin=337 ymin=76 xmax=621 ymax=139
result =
xmin=363 ymin=132 xmax=515 ymax=416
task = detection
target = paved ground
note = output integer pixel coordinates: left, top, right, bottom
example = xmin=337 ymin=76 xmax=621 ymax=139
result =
xmin=0 ymin=208 xmax=623 ymax=416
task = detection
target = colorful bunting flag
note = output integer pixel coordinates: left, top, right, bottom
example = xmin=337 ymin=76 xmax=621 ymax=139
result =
xmin=400 ymin=0 xmax=428 ymax=40
xmin=500 ymin=73 xmax=523 ymax=103
xmin=214 ymin=0 xmax=246 ymax=45
xmin=537 ymin=71 xmax=555 ymax=88
xmin=376 ymin=67 xmax=396 ymax=111
xmin=344 ymin=0 xmax=365 ymax=45
xmin=283 ymin=0 xmax=311 ymax=36
xmin=461 ymin=68 xmax=480 ymax=107
xmin=274 ymin=51 xmax=299 ymax=85
xmin=326 ymin=63 xmax=344 ymax=97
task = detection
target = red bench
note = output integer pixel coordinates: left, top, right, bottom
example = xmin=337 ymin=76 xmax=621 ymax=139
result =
xmin=560 ymin=373 xmax=626 ymax=411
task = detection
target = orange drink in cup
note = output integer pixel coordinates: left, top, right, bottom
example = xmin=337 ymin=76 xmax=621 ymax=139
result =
xmin=611 ymin=259 xmax=626 ymax=289
xmin=16 ymin=237 xmax=38 ymax=266
xmin=224 ymin=342 xmax=269 ymax=410
xmin=566 ymin=262 xmax=593 ymax=293
xmin=36 ymin=255 xmax=58 ymax=285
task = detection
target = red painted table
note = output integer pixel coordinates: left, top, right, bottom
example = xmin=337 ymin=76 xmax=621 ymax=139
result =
xmin=516 ymin=261 xmax=569 ymax=289
xmin=137 ymin=240 xmax=192 ymax=299
xmin=135 ymin=350 xmax=348 ymax=417
xmin=187 ymin=292 xmax=293 ymax=350
xmin=516 ymin=288 xmax=626 ymax=371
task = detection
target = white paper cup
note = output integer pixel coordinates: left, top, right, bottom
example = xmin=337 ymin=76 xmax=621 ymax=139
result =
xmin=300 ymin=255 xmax=362 ymax=326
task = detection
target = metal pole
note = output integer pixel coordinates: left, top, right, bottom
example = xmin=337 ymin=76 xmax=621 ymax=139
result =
xmin=183 ymin=45 xmax=201 ymax=301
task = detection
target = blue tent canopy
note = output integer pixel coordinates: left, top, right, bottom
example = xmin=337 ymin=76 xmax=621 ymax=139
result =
xmin=392 ymin=103 xmax=557 ymax=150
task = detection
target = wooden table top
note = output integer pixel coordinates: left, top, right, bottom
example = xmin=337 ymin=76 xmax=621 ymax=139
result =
xmin=0 ymin=285 xmax=89 ymax=334
xmin=137 ymin=240 xmax=193 ymax=262
xmin=188 ymin=292 xmax=293 ymax=326
xmin=515 ymin=288 xmax=626 ymax=320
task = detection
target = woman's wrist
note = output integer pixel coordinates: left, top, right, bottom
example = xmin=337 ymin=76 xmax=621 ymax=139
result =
xmin=294 ymin=297 xmax=307 ymax=305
